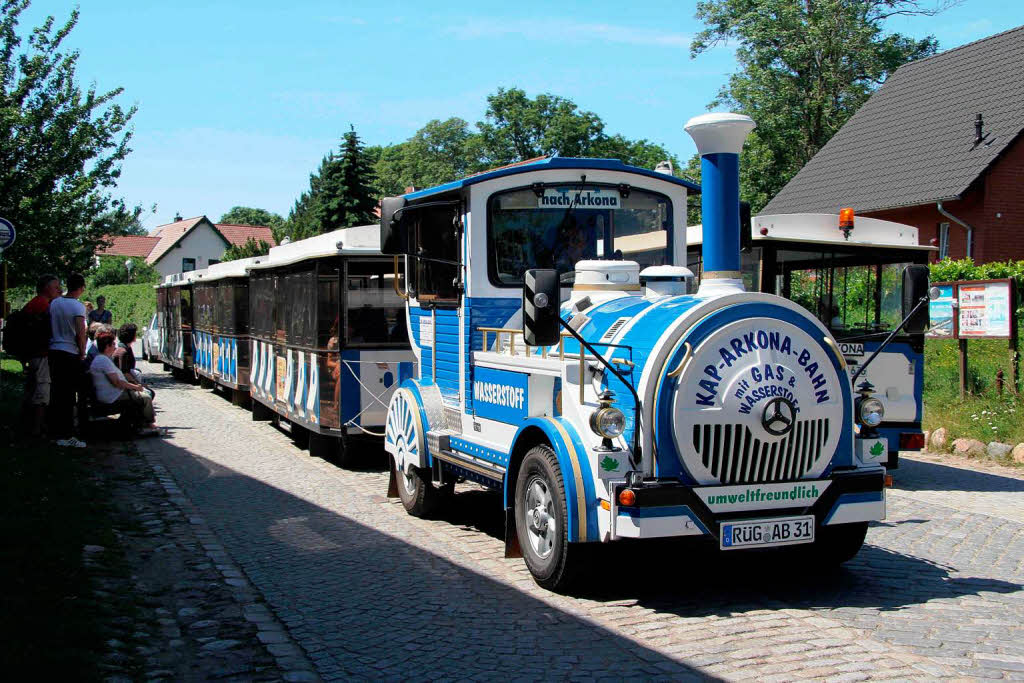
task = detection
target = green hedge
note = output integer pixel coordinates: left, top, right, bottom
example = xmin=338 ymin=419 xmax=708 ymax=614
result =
xmin=86 ymin=283 xmax=157 ymax=331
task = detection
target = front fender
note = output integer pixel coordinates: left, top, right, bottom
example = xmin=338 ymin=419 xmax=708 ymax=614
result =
xmin=507 ymin=417 xmax=599 ymax=543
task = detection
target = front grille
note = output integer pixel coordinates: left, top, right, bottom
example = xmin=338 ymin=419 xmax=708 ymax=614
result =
xmin=692 ymin=419 xmax=830 ymax=485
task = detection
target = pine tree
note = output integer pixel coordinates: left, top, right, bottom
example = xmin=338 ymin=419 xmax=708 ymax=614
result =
xmin=281 ymin=154 xmax=332 ymax=242
xmin=317 ymin=126 xmax=378 ymax=234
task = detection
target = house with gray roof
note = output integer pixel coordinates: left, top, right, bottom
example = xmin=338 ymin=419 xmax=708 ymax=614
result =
xmin=762 ymin=25 xmax=1024 ymax=263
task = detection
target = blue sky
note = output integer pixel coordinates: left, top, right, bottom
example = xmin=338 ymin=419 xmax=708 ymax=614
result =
xmin=21 ymin=1 xmax=1023 ymax=229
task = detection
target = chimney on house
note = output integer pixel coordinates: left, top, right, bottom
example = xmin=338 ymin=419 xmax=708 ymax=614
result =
xmin=974 ymin=113 xmax=984 ymax=145
xmin=174 ymin=212 xmax=183 ymax=222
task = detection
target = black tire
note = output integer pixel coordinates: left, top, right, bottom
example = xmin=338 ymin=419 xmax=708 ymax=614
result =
xmin=514 ymin=445 xmax=579 ymax=591
xmin=395 ymin=461 xmax=441 ymax=518
xmin=813 ymin=522 xmax=868 ymax=565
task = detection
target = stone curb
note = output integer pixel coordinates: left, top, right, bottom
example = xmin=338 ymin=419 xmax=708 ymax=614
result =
xmin=139 ymin=449 xmax=323 ymax=682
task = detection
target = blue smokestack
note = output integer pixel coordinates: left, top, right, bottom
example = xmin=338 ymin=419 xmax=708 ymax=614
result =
xmin=684 ymin=113 xmax=755 ymax=292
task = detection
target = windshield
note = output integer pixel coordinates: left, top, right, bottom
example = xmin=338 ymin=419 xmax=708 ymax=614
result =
xmin=778 ymin=250 xmax=911 ymax=337
xmin=488 ymin=185 xmax=671 ymax=286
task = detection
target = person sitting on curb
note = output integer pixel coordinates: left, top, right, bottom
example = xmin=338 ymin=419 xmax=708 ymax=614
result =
xmin=89 ymin=332 xmax=159 ymax=436
xmin=85 ymin=322 xmax=103 ymax=360
xmin=113 ymin=323 xmax=153 ymax=397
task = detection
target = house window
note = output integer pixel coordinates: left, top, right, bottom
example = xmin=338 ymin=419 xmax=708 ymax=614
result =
xmin=938 ymin=222 xmax=950 ymax=260
xmin=182 ymin=257 xmax=196 ymax=272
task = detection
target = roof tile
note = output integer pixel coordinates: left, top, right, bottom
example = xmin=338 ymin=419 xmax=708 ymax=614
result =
xmin=763 ymin=25 xmax=1024 ymax=215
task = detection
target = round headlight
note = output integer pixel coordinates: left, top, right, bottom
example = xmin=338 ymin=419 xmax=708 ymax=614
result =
xmin=590 ymin=407 xmax=625 ymax=438
xmin=859 ymin=397 xmax=885 ymax=427
xmin=533 ymin=292 xmax=549 ymax=309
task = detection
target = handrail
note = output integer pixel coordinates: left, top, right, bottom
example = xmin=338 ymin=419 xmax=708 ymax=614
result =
xmin=392 ymin=255 xmax=409 ymax=301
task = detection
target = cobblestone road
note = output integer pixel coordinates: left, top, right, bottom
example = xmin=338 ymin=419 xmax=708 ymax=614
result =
xmin=137 ymin=364 xmax=1024 ymax=680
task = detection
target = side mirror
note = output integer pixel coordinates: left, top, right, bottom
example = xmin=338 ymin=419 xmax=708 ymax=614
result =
xmin=523 ymin=269 xmax=560 ymax=346
xmin=902 ymin=264 xmax=931 ymax=334
xmin=739 ymin=201 xmax=752 ymax=253
xmin=380 ymin=196 xmax=408 ymax=255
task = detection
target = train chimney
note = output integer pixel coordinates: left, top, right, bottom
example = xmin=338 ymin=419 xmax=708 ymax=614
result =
xmin=684 ymin=112 xmax=755 ymax=294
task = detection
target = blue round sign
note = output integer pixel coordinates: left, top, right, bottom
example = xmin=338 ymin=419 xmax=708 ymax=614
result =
xmin=0 ymin=218 xmax=14 ymax=250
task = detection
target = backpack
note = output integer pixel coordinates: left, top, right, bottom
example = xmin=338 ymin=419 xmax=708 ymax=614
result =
xmin=2 ymin=308 xmax=51 ymax=361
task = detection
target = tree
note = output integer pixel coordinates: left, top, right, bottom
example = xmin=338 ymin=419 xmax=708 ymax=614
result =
xmin=88 ymin=255 xmax=160 ymax=287
xmin=0 ymin=2 xmax=136 ymax=285
xmin=372 ymin=118 xmax=485 ymax=196
xmin=219 ymin=206 xmax=284 ymax=231
xmin=690 ymin=0 xmax=945 ymax=211
xmin=280 ymin=154 xmax=332 ymax=242
xmin=221 ymin=236 xmax=271 ymax=261
xmin=94 ymin=202 xmax=155 ymax=236
xmin=317 ymin=126 xmax=378 ymax=233
xmin=477 ymin=87 xmax=606 ymax=164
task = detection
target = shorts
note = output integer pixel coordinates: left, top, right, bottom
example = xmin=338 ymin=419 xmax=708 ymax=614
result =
xmin=26 ymin=356 xmax=51 ymax=406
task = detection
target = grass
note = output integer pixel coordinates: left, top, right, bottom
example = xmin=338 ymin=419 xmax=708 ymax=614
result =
xmin=923 ymin=326 xmax=1024 ymax=449
xmin=0 ymin=356 xmax=123 ymax=678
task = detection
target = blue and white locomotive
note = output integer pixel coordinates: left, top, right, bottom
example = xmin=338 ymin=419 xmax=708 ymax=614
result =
xmin=381 ymin=113 xmax=919 ymax=590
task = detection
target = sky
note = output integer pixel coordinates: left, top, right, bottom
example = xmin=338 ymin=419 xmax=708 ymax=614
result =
xmin=20 ymin=0 xmax=1024 ymax=231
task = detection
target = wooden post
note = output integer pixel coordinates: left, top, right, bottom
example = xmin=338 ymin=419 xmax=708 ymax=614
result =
xmin=1012 ymin=281 xmax=1020 ymax=395
xmin=1011 ymin=325 xmax=1020 ymax=395
xmin=959 ymin=338 xmax=968 ymax=399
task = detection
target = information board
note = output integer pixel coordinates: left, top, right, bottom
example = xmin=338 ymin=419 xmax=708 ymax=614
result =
xmin=958 ymin=280 xmax=1013 ymax=339
xmin=927 ymin=282 xmax=956 ymax=338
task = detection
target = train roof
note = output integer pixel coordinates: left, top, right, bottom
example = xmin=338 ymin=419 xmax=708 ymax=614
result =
xmin=158 ymin=268 xmax=207 ymax=288
xmin=688 ymin=213 xmax=936 ymax=251
xmin=404 ymin=157 xmax=700 ymax=201
xmin=247 ymin=223 xmax=380 ymax=271
xmin=194 ymin=257 xmax=263 ymax=283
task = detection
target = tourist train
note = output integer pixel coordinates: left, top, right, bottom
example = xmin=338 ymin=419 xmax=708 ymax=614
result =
xmin=153 ymin=112 xmax=932 ymax=590
xmin=155 ymin=224 xmax=415 ymax=464
xmin=377 ymin=112 xmax=931 ymax=589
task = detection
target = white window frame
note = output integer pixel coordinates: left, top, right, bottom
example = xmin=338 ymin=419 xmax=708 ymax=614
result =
xmin=938 ymin=222 xmax=950 ymax=260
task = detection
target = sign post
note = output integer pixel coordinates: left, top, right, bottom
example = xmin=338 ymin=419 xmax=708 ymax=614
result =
xmin=940 ymin=279 xmax=1018 ymax=398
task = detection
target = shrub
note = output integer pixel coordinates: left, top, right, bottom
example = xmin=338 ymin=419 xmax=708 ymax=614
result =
xmin=86 ymin=283 xmax=156 ymax=330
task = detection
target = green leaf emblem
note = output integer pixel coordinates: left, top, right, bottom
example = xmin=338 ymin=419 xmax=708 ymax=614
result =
xmin=869 ymin=441 xmax=885 ymax=457
xmin=600 ymin=456 xmax=620 ymax=472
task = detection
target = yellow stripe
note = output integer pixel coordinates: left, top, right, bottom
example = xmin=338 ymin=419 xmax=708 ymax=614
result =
xmin=544 ymin=417 xmax=589 ymax=542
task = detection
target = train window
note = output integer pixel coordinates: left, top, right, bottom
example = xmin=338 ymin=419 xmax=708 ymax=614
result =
xmin=318 ymin=260 xmax=340 ymax=350
xmin=487 ymin=185 xmax=672 ymax=286
xmin=234 ymin=282 xmax=249 ymax=334
xmin=249 ymin=275 xmax=271 ymax=338
xmin=409 ymin=204 xmax=460 ymax=306
xmin=344 ymin=258 xmax=409 ymax=346
xmin=180 ymin=288 xmax=193 ymax=328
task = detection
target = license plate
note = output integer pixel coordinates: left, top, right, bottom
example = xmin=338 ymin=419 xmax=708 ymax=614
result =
xmin=720 ymin=515 xmax=815 ymax=550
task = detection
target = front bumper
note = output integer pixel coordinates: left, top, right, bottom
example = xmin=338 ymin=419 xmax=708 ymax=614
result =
xmin=605 ymin=468 xmax=885 ymax=541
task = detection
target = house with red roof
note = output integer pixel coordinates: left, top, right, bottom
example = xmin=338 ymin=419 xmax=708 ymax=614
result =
xmin=97 ymin=215 xmax=276 ymax=277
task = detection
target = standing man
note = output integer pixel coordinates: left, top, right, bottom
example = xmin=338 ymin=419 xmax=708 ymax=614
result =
xmin=88 ymin=295 xmax=112 ymax=325
xmin=48 ymin=273 xmax=89 ymax=448
xmin=21 ymin=274 xmax=61 ymax=438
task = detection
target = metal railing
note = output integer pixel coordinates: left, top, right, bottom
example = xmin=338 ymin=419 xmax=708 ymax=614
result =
xmin=476 ymin=327 xmax=634 ymax=403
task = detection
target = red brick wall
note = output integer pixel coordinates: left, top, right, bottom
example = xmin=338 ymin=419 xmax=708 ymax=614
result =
xmin=865 ymin=134 xmax=1024 ymax=263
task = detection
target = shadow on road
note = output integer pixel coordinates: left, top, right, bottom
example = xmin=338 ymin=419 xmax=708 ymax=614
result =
xmin=147 ymin=437 xmax=710 ymax=679
xmin=895 ymin=457 xmax=1024 ymax=494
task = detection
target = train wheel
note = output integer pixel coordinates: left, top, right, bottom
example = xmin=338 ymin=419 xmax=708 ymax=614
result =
xmin=395 ymin=462 xmax=441 ymax=517
xmin=514 ymin=445 xmax=578 ymax=591
xmin=812 ymin=522 xmax=868 ymax=565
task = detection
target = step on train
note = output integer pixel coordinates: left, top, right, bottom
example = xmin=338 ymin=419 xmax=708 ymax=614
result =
xmin=152 ymin=112 xmax=932 ymax=591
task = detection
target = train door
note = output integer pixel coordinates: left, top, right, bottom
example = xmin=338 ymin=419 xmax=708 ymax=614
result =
xmin=342 ymin=257 xmax=414 ymax=427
